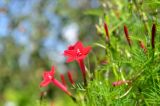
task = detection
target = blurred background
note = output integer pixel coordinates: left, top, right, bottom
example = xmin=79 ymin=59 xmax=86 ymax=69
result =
xmin=0 ymin=0 xmax=99 ymax=106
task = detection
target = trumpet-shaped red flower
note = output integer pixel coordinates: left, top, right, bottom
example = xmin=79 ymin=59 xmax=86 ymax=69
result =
xmin=64 ymin=41 xmax=91 ymax=63
xmin=40 ymin=66 xmax=55 ymax=87
xmin=64 ymin=41 xmax=91 ymax=86
xmin=40 ymin=66 xmax=71 ymax=96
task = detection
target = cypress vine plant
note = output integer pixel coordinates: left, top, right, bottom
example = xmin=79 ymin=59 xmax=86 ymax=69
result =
xmin=39 ymin=0 xmax=160 ymax=105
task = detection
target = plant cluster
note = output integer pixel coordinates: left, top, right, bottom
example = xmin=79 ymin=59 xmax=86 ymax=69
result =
xmin=40 ymin=41 xmax=92 ymax=104
xmin=40 ymin=20 xmax=160 ymax=105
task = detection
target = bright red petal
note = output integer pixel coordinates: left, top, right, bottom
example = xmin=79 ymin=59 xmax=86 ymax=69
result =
xmin=64 ymin=50 xmax=76 ymax=57
xmin=75 ymin=41 xmax=83 ymax=47
xmin=50 ymin=66 xmax=55 ymax=75
xmin=68 ymin=45 xmax=75 ymax=50
xmin=43 ymin=72 xmax=49 ymax=79
xmin=40 ymin=79 xmax=51 ymax=87
xmin=66 ymin=57 xmax=75 ymax=63
xmin=77 ymin=55 xmax=86 ymax=60
xmin=74 ymin=41 xmax=83 ymax=50
xmin=64 ymin=41 xmax=91 ymax=62
xmin=83 ymin=46 xmax=91 ymax=55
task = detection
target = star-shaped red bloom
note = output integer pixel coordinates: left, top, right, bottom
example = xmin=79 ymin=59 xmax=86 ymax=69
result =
xmin=40 ymin=66 xmax=72 ymax=96
xmin=40 ymin=66 xmax=55 ymax=87
xmin=64 ymin=41 xmax=91 ymax=86
xmin=64 ymin=41 xmax=91 ymax=63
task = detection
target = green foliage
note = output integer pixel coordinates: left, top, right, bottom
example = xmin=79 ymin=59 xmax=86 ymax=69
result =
xmin=69 ymin=0 xmax=160 ymax=105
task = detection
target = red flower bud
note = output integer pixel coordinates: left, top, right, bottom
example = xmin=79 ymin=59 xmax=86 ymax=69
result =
xmin=104 ymin=22 xmax=110 ymax=41
xmin=67 ymin=71 xmax=75 ymax=85
xmin=112 ymin=80 xmax=130 ymax=86
xmin=60 ymin=74 xmax=66 ymax=86
xmin=151 ymin=24 xmax=156 ymax=49
xmin=124 ymin=25 xmax=131 ymax=47
xmin=138 ymin=41 xmax=147 ymax=53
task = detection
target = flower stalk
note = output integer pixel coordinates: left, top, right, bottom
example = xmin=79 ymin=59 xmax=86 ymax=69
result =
xmin=52 ymin=79 xmax=77 ymax=102
xmin=52 ymin=79 xmax=70 ymax=95
xmin=78 ymin=59 xmax=87 ymax=86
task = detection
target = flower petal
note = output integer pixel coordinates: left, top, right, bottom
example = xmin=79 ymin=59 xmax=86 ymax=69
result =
xmin=66 ymin=57 xmax=75 ymax=63
xmin=43 ymin=72 xmax=49 ymax=79
xmin=77 ymin=55 xmax=86 ymax=60
xmin=50 ymin=66 xmax=55 ymax=75
xmin=64 ymin=50 xmax=76 ymax=57
xmin=75 ymin=41 xmax=83 ymax=47
xmin=40 ymin=79 xmax=51 ymax=87
xmin=83 ymin=46 xmax=91 ymax=55
xmin=68 ymin=45 xmax=75 ymax=50
xmin=64 ymin=41 xmax=91 ymax=62
xmin=74 ymin=41 xmax=83 ymax=50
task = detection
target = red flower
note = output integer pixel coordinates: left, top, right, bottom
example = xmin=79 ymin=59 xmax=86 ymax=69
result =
xmin=40 ymin=66 xmax=71 ymax=96
xmin=40 ymin=66 xmax=55 ymax=87
xmin=64 ymin=41 xmax=91 ymax=86
xmin=64 ymin=41 xmax=91 ymax=63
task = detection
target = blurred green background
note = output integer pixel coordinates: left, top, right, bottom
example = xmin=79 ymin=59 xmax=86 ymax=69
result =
xmin=0 ymin=0 xmax=99 ymax=106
